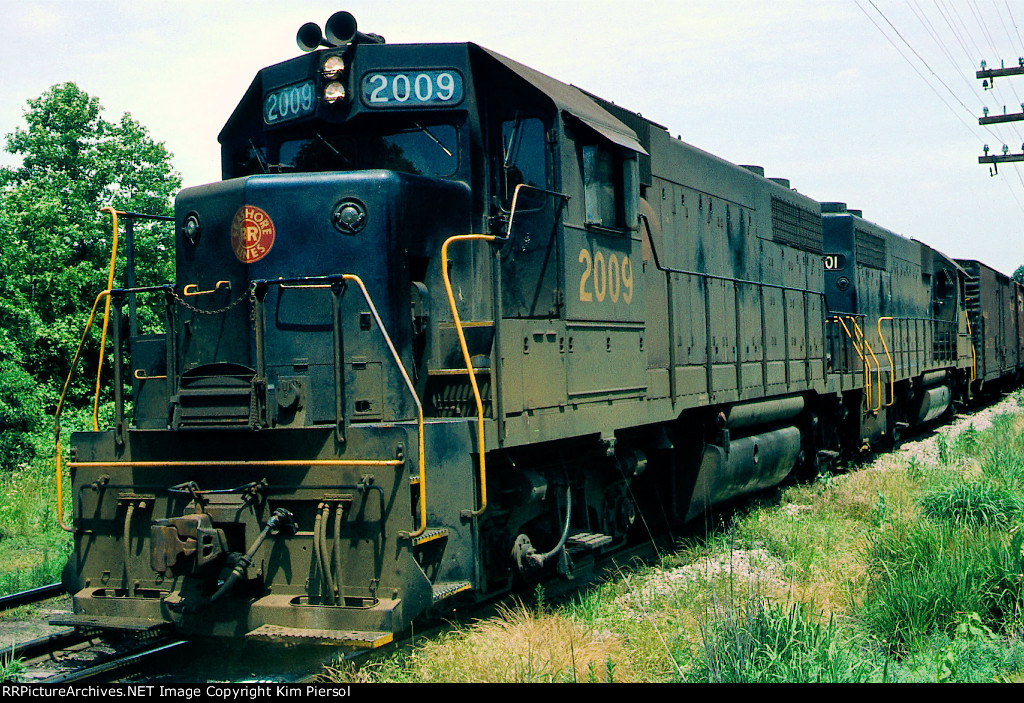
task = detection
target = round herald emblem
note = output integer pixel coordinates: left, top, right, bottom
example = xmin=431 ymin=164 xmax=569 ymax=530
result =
xmin=230 ymin=205 xmax=275 ymax=264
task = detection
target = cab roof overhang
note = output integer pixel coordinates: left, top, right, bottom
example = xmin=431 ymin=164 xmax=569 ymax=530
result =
xmin=474 ymin=45 xmax=648 ymax=155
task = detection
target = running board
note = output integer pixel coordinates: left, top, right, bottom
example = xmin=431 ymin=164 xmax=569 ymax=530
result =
xmin=566 ymin=531 xmax=613 ymax=552
xmin=432 ymin=581 xmax=472 ymax=602
xmin=245 ymin=624 xmax=393 ymax=648
xmin=49 ymin=614 xmax=171 ymax=632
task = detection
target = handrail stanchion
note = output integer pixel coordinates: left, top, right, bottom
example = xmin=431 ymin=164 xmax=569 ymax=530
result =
xmin=55 ymin=290 xmax=112 ymax=533
xmin=848 ymin=316 xmax=883 ymax=412
xmin=877 ymin=317 xmax=896 ymax=407
xmin=441 ymin=234 xmax=497 ymax=518
xmin=339 ymin=274 xmax=428 ymax=538
xmin=94 ymin=208 xmax=123 ymax=431
xmin=836 ymin=316 xmax=870 ymax=407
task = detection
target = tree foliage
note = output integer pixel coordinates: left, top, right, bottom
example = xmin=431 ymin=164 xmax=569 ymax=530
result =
xmin=1013 ymin=265 xmax=1024 ymax=285
xmin=0 ymin=82 xmax=180 ymax=470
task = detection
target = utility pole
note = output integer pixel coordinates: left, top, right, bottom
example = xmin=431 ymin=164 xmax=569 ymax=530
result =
xmin=977 ymin=59 xmax=1024 ymax=175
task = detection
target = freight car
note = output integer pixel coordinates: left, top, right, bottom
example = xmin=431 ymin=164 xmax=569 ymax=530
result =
xmin=955 ymin=258 xmax=1024 ymax=394
xmin=54 ymin=11 xmax=990 ymax=647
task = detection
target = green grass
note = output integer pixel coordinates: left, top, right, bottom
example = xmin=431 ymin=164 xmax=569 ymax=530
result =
xmin=919 ymin=480 xmax=1023 ymax=528
xmin=0 ymin=539 xmax=70 ymax=598
xmin=690 ymin=598 xmax=880 ymax=683
xmin=0 ymin=646 xmax=27 ymax=683
xmin=0 ymin=454 xmax=73 ymax=598
xmin=860 ymin=519 xmax=1024 ymax=654
xmin=885 ymin=619 xmax=1024 ymax=682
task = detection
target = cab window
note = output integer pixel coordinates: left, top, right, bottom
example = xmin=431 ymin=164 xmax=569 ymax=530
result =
xmin=501 ymin=116 xmax=547 ymax=209
xmin=582 ymin=145 xmax=622 ymax=228
xmin=581 ymin=142 xmax=638 ymax=230
xmin=229 ymin=124 xmax=459 ymax=178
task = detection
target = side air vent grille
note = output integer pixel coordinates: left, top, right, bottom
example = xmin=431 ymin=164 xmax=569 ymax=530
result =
xmin=854 ymin=228 xmax=887 ymax=269
xmin=771 ymin=197 xmax=823 ymax=254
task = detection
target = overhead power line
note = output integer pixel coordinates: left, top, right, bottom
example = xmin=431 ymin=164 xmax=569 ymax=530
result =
xmin=858 ymin=0 xmax=1024 ymax=210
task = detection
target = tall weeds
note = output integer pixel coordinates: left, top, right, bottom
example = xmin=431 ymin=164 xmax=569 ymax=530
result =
xmin=861 ymin=519 xmax=1024 ymax=653
xmin=692 ymin=597 xmax=878 ymax=682
xmin=861 ymin=413 xmax=1024 ymax=655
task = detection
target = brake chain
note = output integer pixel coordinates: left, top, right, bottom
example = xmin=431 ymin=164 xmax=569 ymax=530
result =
xmin=167 ymin=282 xmax=257 ymax=317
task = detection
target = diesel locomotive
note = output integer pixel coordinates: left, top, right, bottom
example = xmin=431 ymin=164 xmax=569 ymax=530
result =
xmin=55 ymin=11 xmax=1004 ymax=647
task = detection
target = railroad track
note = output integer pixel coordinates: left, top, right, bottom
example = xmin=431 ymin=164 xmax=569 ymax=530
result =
xmin=0 ymin=587 xmax=339 ymax=683
xmin=0 ymin=583 xmax=64 ymax=614
xmin=0 ymin=582 xmax=183 ymax=683
xmin=2 ymin=621 xmax=185 ymax=683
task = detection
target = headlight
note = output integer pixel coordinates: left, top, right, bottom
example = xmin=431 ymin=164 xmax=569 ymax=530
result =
xmin=332 ymin=198 xmax=367 ymax=234
xmin=322 ymin=55 xmax=346 ymax=79
xmin=324 ymin=81 xmax=346 ymax=103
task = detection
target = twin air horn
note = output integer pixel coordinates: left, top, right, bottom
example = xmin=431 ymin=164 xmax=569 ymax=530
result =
xmin=297 ymin=11 xmax=385 ymax=51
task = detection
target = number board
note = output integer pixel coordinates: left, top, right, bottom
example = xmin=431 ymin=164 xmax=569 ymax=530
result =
xmin=264 ymin=80 xmax=316 ymax=125
xmin=823 ymin=254 xmax=847 ymax=271
xmin=361 ymin=70 xmax=463 ymax=108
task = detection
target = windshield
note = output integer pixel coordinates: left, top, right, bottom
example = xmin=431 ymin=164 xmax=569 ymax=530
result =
xmin=230 ymin=124 xmax=459 ymax=179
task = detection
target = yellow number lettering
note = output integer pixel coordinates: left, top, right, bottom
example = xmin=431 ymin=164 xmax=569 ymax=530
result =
xmin=578 ymin=249 xmax=593 ymax=302
xmin=621 ymin=255 xmax=633 ymax=304
xmin=608 ymin=253 xmax=620 ymax=303
xmin=580 ymin=249 xmax=634 ymax=306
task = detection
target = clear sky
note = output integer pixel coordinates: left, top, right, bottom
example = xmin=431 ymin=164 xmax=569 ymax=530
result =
xmin=2 ymin=1 xmax=1022 ymax=274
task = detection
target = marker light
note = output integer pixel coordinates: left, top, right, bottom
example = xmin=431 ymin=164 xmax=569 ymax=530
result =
xmin=324 ymin=82 xmax=346 ymax=103
xmin=322 ymin=55 xmax=346 ymax=79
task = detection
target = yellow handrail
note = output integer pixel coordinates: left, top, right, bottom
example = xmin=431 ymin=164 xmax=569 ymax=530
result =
xmin=440 ymin=234 xmax=496 ymax=517
xmin=94 ymin=208 xmax=122 ymax=431
xmin=877 ymin=317 xmax=895 ymax=407
xmin=183 ymin=280 xmax=230 ymax=297
xmin=835 ymin=315 xmax=871 ymax=405
xmin=67 ymin=459 xmax=404 ymax=468
xmin=56 ymin=273 xmax=429 ymax=536
xmin=963 ymin=307 xmax=977 ymax=384
xmin=339 ymin=274 xmax=428 ymax=538
xmin=848 ymin=316 xmax=883 ymax=412
xmin=55 ymin=289 xmax=112 ymax=533
xmin=831 ymin=315 xmax=880 ymax=409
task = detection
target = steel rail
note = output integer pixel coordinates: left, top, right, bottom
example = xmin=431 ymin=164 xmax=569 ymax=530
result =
xmin=3 ymin=629 xmax=90 ymax=664
xmin=0 ymin=583 xmax=64 ymax=612
xmin=41 ymin=638 xmax=187 ymax=683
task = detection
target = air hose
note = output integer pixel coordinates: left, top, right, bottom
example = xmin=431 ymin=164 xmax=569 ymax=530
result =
xmin=169 ymin=508 xmax=295 ymax=613
xmin=209 ymin=508 xmax=296 ymax=604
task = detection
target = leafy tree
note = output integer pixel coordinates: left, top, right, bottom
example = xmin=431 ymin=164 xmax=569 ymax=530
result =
xmin=0 ymin=82 xmax=180 ymax=469
xmin=1013 ymin=264 xmax=1024 ymax=285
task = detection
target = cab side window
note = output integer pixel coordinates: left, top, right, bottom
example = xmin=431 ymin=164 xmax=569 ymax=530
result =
xmin=581 ymin=142 xmax=638 ymax=231
xmin=932 ymin=268 xmax=957 ymax=319
xmin=582 ymin=145 xmax=622 ymax=228
xmin=501 ymin=116 xmax=546 ymax=209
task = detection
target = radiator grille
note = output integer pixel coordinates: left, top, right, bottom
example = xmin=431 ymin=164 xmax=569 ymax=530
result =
xmin=854 ymin=228 xmax=887 ymax=269
xmin=771 ymin=197 xmax=823 ymax=253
